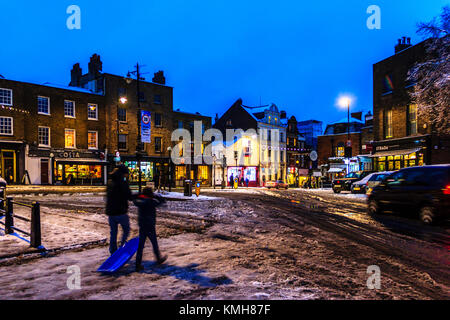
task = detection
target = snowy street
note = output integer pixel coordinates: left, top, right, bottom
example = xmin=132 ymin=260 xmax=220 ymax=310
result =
xmin=0 ymin=188 xmax=449 ymax=299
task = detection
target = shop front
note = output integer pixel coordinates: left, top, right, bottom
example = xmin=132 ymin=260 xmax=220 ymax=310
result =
xmin=370 ymin=135 xmax=429 ymax=172
xmin=0 ymin=141 xmax=24 ymax=184
xmin=227 ymin=166 xmax=259 ymax=187
xmin=54 ymin=160 xmax=106 ymax=185
xmin=27 ymin=147 xmax=107 ymax=185
xmin=287 ymin=167 xmax=297 ymax=186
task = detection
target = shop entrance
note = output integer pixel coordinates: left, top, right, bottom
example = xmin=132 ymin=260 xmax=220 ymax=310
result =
xmin=40 ymin=159 xmax=49 ymax=184
xmin=1 ymin=150 xmax=16 ymax=183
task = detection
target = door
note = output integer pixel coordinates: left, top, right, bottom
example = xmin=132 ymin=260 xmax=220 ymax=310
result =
xmin=1 ymin=151 xmax=16 ymax=183
xmin=41 ymin=159 xmax=49 ymax=185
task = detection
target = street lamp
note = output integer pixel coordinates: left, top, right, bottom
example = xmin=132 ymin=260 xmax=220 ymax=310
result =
xmin=338 ymin=95 xmax=353 ymax=174
xmin=167 ymin=146 xmax=172 ymax=192
xmin=125 ymin=63 xmax=147 ymax=193
xmin=212 ymin=154 xmax=217 ymax=189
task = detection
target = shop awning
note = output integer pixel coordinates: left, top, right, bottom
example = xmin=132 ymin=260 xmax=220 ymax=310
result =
xmin=327 ymin=168 xmax=344 ymax=173
xmin=368 ymin=148 xmax=421 ymax=158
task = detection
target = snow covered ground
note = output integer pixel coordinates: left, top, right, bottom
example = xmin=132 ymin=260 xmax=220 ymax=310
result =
xmin=0 ymin=190 xmax=448 ymax=300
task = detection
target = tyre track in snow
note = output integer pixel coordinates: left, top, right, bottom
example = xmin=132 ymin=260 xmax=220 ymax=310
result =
xmin=206 ymin=190 xmax=450 ymax=299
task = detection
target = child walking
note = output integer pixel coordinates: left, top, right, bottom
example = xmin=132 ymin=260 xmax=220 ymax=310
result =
xmin=133 ymin=187 xmax=168 ymax=272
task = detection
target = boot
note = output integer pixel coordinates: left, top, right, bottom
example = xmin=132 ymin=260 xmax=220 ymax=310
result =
xmin=156 ymin=254 xmax=168 ymax=265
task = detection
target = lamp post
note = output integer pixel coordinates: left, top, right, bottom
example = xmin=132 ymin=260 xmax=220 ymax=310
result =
xmin=222 ymin=154 xmax=226 ymax=189
xmin=125 ymin=63 xmax=146 ymax=193
xmin=213 ymin=154 xmax=217 ymax=189
xmin=167 ymin=146 xmax=172 ymax=192
xmin=338 ymin=96 xmax=352 ymax=175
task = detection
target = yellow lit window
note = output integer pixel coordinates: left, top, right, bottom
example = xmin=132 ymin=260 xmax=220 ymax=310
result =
xmin=65 ymin=129 xmax=76 ymax=148
xmin=88 ymin=131 xmax=97 ymax=149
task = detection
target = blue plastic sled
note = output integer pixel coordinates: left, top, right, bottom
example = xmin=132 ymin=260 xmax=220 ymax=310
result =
xmin=97 ymin=237 xmax=140 ymax=273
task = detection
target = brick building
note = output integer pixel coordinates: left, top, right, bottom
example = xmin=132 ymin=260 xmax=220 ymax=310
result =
xmin=0 ymin=78 xmax=107 ymax=185
xmin=213 ymin=99 xmax=287 ymax=186
xmin=317 ymin=120 xmax=364 ymax=178
xmin=371 ymin=37 xmax=450 ymax=171
xmin=69 ymin=54 xmax=212 ymax=186
xmin=286 ymin=116 xmax=310 ymax=186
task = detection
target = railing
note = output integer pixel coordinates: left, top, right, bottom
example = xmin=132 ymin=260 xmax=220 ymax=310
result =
xmin=0 ymin=196 xmax=41 ymax=248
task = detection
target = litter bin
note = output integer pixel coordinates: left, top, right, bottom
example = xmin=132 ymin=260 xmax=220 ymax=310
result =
xmin=184 ymin=179 xmax=192 ymax=197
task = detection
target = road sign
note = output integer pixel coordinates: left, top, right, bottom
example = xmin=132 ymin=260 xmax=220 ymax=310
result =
xmin=346 ymin=140 xmax=352 ymax=147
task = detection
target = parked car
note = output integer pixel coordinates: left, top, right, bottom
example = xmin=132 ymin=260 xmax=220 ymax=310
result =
xmin=332 ymin=171 xmax=373 ymax=193
xmin=365 ymin=171 xmax=395 ymax=195
xmin=351 ymin=171 xmax=394 ymax=194
xmin=266 ymin=180 xmax=289 ymax=189
xmin=367 ymin=165 xmax=450 ymax=224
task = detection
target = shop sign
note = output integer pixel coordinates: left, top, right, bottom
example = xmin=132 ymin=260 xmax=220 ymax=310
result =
xmin=58 ymin=151 xmax=80 ymax=158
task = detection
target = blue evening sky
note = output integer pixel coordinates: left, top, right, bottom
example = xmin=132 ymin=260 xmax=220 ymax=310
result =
xmin=1 ymin=0 xmax=447 ymax=126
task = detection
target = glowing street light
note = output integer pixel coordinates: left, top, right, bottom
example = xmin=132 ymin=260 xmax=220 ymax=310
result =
xmin=119 ymin=97 xmax=128 ymax=104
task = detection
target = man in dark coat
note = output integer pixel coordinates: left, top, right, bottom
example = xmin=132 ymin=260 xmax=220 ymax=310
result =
xmin=133 ymin=187 xmax=167 ymax=271
xmin=229 ymin=174 xmax=234 ymax=188
xmin=105 ymin=165 xmax=133 ymax=254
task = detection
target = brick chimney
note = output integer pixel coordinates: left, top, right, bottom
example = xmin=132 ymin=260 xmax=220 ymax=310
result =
xmin=70 ymin=63 xmax=82 ymax=87
xmin=152 ymin=71 xmax=166 ymax=85
xmin=88 ymin=54 xmax=102 ymax=76
xmin=395 ymin=36 xmax=412 ymax=54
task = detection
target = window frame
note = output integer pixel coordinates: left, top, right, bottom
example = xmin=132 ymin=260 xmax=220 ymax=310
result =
xmin=154 ymin=113 xmax=162 ymax=127
xmin=0 ymin=88 xmax=13 ymax=106
xmin=87 ymin=103 xmax=98 ymax=120
xmin=37 ymin=96 xmax=50 ymax=115
xmin=38 ymin=126 xmax=51 ymax=147
xmin=87 ymin=130 xmax=98 ymax=150
xmin=64 ymin=128 xmax=76 ymax=149
xmin=154 ymin=136 xmax=162 ymax=153
xmin=407 ymin=104 xmax=417 ymax=136
xmin=118 ymin=134 xmax=128 ymax=150
xmin=0 ymin=116 xmax=13 ymax=135
xmin=384 ymin=109 xmax=393 ymax=139
xmin=117 ymin=108 xmax=127 ymax=122
xmin=64 ymin=100 xmax=76 ymax=118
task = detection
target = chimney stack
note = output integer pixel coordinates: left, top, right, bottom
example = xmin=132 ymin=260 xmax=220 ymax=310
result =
xmin=88 ymin=54 xmax=102 ymax=76
xmin=152 ymin=71 xmax=166 ymax=85
xmin=70 ymin=63 xmax=82 ymax=87
xmin=395 ymin=36 xmax=413 ymax=54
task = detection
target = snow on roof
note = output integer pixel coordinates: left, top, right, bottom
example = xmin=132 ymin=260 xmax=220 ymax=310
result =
xmin=1 ymin=77 xmax=102 ymax=95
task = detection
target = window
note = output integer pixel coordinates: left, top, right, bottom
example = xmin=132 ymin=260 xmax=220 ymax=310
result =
xmin=64 ymin=100 xmax=75 ymax=118
xmin=117 ymin=108 xmax=127 ymax=122
xmin=65 ymin=129 xmax=76 ymax=148
xmin=0 ymin=88 xmax=12 ymax=105
xmin=280 ymin=151 xmax=284 ymax=162
xmin=154 ymin=113 xmax=162 ymax=127
xmin=178 ymin=120 xmax=183 ymax=129
xmin=336 ymin=146 xmax=345 ymax=157
xmin=38 ymin=96 xmax=50 ymax=115
xmin=268 ymin=130 xmax=271 ymax=141
xmin=0 ymin=117 xmax=13 ymax=135
xmin=88 ymin=104 xmax=98 ymax=120
xmin=384 ymin=110 xmax=393 ymax=139
xmin=38 ymin=127 xmax=50 ymax=146
xmin=118 ymin=134 xmax=127 ymax=150
xmin=88 ymin=131 xmax=98 ymax=149
xmin=280 ymin=132 xmax=284 ymax=142
xmin=154 ymin=94 xmax=161 ymax=104
xmin=138 ymin=92 xmax=146 ymax=102
xmin=155 ymin=137 xmax=162 ymax=153
xmin=407 ymin=104 xmax=417 ymax=135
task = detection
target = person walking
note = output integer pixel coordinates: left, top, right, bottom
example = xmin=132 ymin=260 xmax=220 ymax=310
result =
xmin=229 ymin=173 xmax=234 ymax=189
xmin=105 ymin=165 xmax=133 ymax=255
xmin=245 ymin=177 xmax=249 ymax=188
xmin=134 ymin=187 xmax=167 ymax=272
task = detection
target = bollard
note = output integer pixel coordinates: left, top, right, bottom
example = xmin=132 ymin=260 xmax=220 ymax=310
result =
xmin=30 ymin=202 xmax=41 ymax=248
xmin=5 ymin=197 xmax=13 ymax=234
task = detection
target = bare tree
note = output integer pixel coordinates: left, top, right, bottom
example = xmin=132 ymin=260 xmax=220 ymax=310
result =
xmin=408 ymin=6 xmax=449 ymax=135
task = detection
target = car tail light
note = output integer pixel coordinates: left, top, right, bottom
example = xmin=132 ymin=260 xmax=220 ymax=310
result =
xmin=444 ymin=185 xmax=450 ymax=195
